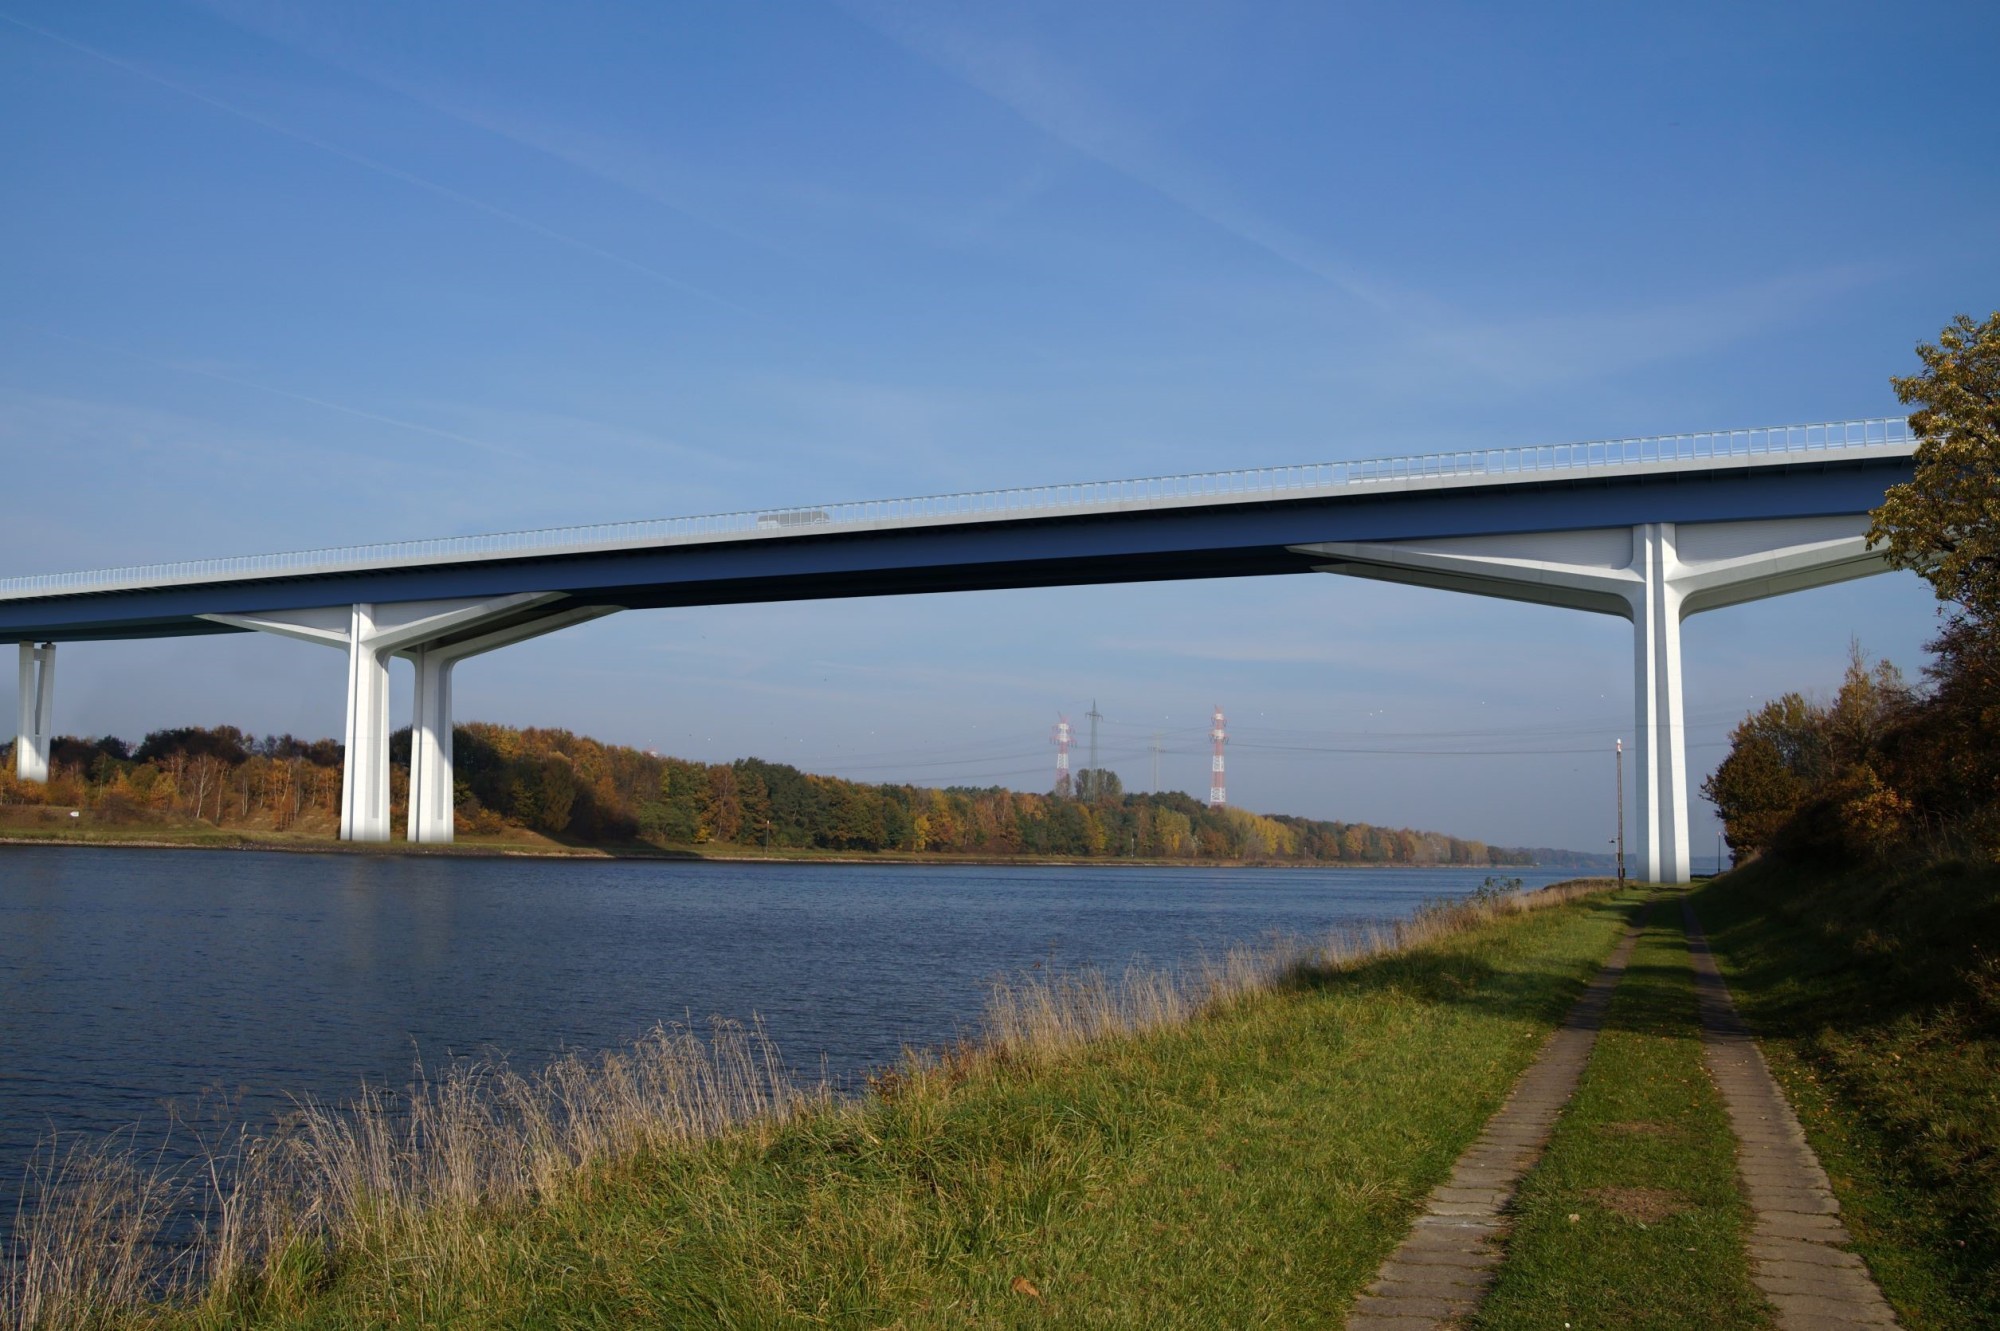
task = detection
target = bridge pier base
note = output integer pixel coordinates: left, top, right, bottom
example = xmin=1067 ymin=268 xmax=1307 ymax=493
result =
xmin=202 ymin=596 xmax=614 ymax=843
xmin=14 ymin=641 xmax=54 ymax=783
xmin=1296 ymin=515 xmax=1891 ymax=883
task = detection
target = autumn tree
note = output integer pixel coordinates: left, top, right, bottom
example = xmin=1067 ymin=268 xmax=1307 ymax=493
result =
xmin=1862 ymin=313 xmax=2000 ymax=853
xmin=1073 ymin=768 xmax=1123 ymax=803
xmin=1871 ymin=311 xmax=2000 ymax=626
xmin=1703 ymin=696 xmax=1824 ymax=858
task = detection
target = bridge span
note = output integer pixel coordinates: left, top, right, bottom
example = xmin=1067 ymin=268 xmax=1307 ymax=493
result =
xmin=3 ymin=418 xmax=1917 ymax=881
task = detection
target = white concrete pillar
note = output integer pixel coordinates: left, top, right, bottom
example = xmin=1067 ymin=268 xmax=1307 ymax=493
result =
xmin=16 ymin=643 xmax=35 ymax=780
xmin=406 ymin=647 xmax=456 ymax=844
xmin=340 ymin=605 xmax=393 ymax=843
xmin=15 ymin=641 xmax=54 ymax=783
xmin=1628 ymin=524 xmax=1689 ymax=884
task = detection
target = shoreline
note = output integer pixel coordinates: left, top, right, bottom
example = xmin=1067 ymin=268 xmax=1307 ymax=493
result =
xmin=0 ymin=827 xmax=1604 ymax=872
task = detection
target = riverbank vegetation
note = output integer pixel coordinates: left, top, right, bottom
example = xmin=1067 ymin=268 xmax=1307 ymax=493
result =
xmin=0 ymin=721 xmax=1577 ymax=867
xmin=0 ymin=879 xmax=1626 ymax=1329
xmin=1696 ymin=860 xmax=2000 ymax=1327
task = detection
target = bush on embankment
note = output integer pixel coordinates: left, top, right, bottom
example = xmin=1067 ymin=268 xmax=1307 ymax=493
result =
xmin=1 ymin=879 xmax=1620 ymax=1329
xmin=1697 ymin=856 xmax=2000 ymax=1325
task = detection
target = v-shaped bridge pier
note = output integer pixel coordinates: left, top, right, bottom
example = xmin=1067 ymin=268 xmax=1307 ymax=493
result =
xmin=1295 ymin=515 xmax=1887 ymax=882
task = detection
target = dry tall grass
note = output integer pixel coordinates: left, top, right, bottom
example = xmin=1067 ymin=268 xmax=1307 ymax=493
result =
xmin=2 ymin=1020 xmax=807 ymax=1330
xmin=982 ymin=876 xmax=1613 ymax=1060
xmin=1 ymin=876 xmax=1611 ymax=1330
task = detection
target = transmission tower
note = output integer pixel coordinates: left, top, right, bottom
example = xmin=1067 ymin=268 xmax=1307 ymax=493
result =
xmin=1051 ymin=715 xmax=1075 ymax=797
xmin=1086 ymin=699 xmax=1102 ymax=785
xmin=1150 ymin=731 xmax=1163 ymax=792
xmin=1208 ymin=706 xmax=1227 ymax=809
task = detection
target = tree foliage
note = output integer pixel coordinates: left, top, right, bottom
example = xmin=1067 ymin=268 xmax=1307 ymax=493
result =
xmin=3 ymin=719 xmax=1552 ymax=866
xmin=1708 ymin=308 xmax=2000 ymax=866
xmin=1703 ymin=649 xmax=1911 ymax=860
xmin=1871 ymin=311 xmax=2000 ymax=625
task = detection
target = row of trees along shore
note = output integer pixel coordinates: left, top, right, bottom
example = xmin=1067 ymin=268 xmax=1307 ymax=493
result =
xmin=1706 ymin=313 xmax=2000 ymax=866
xmin=0 ymin=722 xmax=1573 ymax=866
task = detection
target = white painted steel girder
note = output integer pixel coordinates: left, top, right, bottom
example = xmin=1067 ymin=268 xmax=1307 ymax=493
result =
xmin=1293 ymin=515 xmax=1888 ymax=883
xmin=202 ymin=596 xmax=614 ymax=843
xmin=13 ymin=641 xmax=55 ymax=783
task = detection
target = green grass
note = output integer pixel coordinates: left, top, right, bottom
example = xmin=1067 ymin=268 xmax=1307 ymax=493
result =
xmin=147 ymin=891 xmax=1634 ymax=1329
xmin=1476 ymin=898 xmax=1767 ymax=1330
xmin=1693 ymin=858 xmax=2000 ymax=1330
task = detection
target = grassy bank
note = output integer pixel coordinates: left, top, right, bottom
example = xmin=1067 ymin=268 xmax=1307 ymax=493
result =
xmin=1693 ymin=858 xmax=2000 ymax=1329
xmin=4 ymin=883 xmax=1627 ymax=1329
xmin=1478 ymin=897 xmax=1765 ymax=1330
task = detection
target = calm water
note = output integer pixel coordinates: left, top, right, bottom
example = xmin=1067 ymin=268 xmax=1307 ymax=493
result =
xmin=0 ymin=847 xmax=1578 ymax=1214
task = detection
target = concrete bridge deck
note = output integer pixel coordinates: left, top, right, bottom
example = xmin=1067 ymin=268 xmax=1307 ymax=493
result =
xmin=4 ymin=416 xmax=1919 ymax=878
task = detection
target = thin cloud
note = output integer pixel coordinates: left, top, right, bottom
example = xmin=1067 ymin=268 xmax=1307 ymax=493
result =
xmin=843 ymin=0 xmax=1424 ymax=320
xmin=843 ymin=2 xmax=1892 ymax=390
xmin=0 ymin=10 xmax=739 ymax=309
xmin=192 ymin=0 xmax=780 ymax=261
xmin=23 ymin=326 xmax=528 ymax=460
xmin=1422 ymin=263 xmax=1896 ymax=389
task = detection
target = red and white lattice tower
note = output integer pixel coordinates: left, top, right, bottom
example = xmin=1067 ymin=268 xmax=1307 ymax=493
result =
xmin=1051 ymin=715 xmax=1075 ymax=797
xmin=1208 ymin=706 xmax=1227 ymax=809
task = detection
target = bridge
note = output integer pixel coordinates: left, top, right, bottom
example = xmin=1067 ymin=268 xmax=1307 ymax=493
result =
xmin=3 ymin=418 xmax=1917 ymax=881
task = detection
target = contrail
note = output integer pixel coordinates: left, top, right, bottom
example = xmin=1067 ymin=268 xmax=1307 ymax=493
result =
xmin=26 ymin=325 xmax=528 ymax=459
xmin=0 ymin=11 xmax=743 ymax=311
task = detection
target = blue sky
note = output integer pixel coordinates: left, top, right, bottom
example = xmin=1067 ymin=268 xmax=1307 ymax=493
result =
xmin=2 ymin=1 xmax=1992 ymax=856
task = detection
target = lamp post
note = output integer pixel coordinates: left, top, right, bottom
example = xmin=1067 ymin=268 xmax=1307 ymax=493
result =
xmin=1615 ymin=739 xmax=1626 ymax=887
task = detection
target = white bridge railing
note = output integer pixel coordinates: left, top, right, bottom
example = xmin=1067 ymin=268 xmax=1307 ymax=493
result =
xmin=0 ymin=417 xmax=1914 ymax=601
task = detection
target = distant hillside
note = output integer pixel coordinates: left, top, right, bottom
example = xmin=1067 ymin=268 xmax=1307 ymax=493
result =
xmin=3 ymin=722 xmax=1601 ymax=867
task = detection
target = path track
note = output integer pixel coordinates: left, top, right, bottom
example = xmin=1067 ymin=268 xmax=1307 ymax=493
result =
xmin=1351 ymin=893 xmax=1902 ymax=1329
xmin=1347 ymin=911 xmax=1645 ymax=1329
xmin=1684 ymin=899 xmax=1900 ymax=1330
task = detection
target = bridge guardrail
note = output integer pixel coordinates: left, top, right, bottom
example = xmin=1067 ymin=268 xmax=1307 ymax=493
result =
xmin=0 ymin=417 xmax=1914 ymax=600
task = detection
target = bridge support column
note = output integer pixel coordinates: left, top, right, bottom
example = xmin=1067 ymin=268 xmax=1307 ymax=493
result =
xmin=1631 ymin=524 xmax=1690 ymax=883
xmin=202 ymin=595 xmax=615 ymax=843
xmin=1294 ymin=515 xmax=1894 ymax=883
xmin=14 ymin=641 xmax=54 ymax=783
xmin=341 ymin=606 xmax=394 ymax=841
xmin=406 ymin=647 xmax=455 ymax=845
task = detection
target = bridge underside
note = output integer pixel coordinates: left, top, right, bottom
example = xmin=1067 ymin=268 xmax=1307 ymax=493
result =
xmin=5 ymin=453 xmax=1910 ymax=870
xmin=0 ymin=457 xmax=1899 ymax=642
